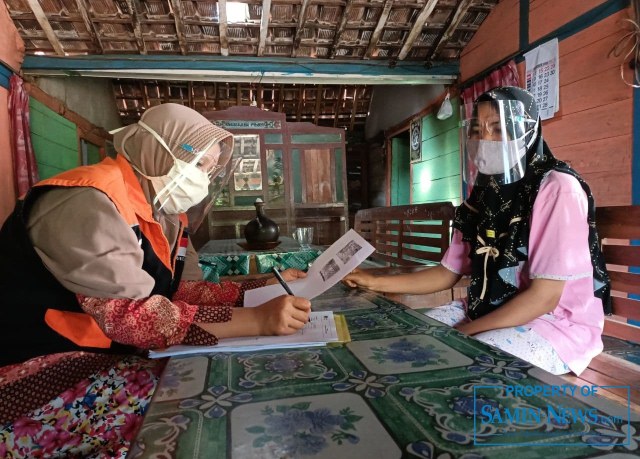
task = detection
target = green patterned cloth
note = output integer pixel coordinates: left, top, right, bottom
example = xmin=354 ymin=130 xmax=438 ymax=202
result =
xmin=255 ymin=249 xmax=322 ymax=273
xmin=199 ymin=254 xmax=250 ymax=278
xmin=133 ymin=284 xmax=639 ymax=458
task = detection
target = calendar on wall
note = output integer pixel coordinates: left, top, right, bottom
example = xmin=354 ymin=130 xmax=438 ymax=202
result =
xmin=524 ymin=38 xmax=559 ymax=120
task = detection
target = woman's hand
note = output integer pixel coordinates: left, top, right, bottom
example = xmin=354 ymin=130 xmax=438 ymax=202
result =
xmin=265 ymin=268 xmax=307 ymax=286
xmin=254 ymin=295 xmax=312 ymax=335
xmin=342 ymin=268 xmax=378 ymax=290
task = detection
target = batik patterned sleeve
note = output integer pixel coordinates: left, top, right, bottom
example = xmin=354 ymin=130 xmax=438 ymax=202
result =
xmin=77 ymin=294 xmax=198 ymax=348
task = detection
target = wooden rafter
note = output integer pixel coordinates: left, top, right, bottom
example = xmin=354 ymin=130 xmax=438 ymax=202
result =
xmin=364 ymin=0 xmax=393 ymax=59
xmin=74 ymin=0 xmax=103 ymax=54
xmin=296 ymin=86 xmax=304 ymax=121
xmin=218 ymin=0 xmax=230 ymax=56
xmin=125 ymin=0 xmax=147 ymax=54
xmin=426 ymin=0 xmax=475 ymax=62
xmin=26 ymin=0 xmax=64 ymax=56
xmin=278 ymin=84 xmax=285 ymax=112
xmin=397 ymin=0 xmax=439 ymax=60
xmin=314 ymin=85 xmax=322 ymax=124
xmin=257 ymin=0 xmax=272 ymax=57
xmin=333 ymin=85 xmax=344 ymax=127
xmin=329 ymin=0 xmax=355 ymax=59
xmin=291 ymin=0 xmax=311 ymax=58
xmin=350 ymin=87 xmax=358 ymax=131
xmin=139 ymin=81 xmax=149 ymax=109
xmin=169 ymin=0 xmax=188 ymax=55
xmin=188 ymin=81 xmax=194 ymax=108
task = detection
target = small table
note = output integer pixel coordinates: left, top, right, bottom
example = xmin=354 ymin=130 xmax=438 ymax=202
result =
xmin=198 ymin=236 xmax=322 ymax=281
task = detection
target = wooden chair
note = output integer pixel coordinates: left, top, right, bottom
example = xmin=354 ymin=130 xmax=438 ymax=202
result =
xmin=354 ymin=202 xmax=455 ymax=267
xmin=561 ymin=205 xmax=640 ymax=409
xmin=595 ymin=205 xmax=640 ymax=342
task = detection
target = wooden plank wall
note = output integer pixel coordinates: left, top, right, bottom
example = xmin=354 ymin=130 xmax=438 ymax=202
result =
xmin=0 ymin=87 xmax=15 ymax=223
xmin=529 ymin=6 xmax=632 ymax=206
xmin=460 ymin=0 xmax=633 ymax=206
xmin=411 ymin=97 xmax=462 ymax=206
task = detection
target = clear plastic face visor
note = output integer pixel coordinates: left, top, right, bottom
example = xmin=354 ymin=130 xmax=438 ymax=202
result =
xmin=460 ymin=100 xmax=536 ymax=186
xmin=186 ymin=154 xmax=242 ymax=233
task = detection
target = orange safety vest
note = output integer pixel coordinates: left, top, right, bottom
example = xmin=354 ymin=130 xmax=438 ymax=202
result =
xmin=35 ymin=155 xmax=187 ymax=349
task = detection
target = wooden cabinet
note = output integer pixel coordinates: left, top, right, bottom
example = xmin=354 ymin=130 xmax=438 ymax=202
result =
xmin=191 ymin=106 xmax=348 ymax=249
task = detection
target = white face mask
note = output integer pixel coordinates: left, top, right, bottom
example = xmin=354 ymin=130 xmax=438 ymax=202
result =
xmin=469 ymin=138 xmax=526 ymax=176
xmin=149 ymin=159 xmax=210 ymax=214
xmin=113 ymin=120 xmax=216 ymax=215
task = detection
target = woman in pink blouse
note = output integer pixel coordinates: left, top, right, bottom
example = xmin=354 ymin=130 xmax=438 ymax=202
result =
xmin=344 ymin=86 xmax=610 ymax=377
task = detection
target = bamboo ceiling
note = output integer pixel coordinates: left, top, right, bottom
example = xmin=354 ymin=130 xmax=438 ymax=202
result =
xmin=7 ymin=0 xmax=499 ymax=131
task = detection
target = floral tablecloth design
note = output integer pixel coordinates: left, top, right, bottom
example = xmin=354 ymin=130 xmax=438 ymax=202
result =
xmin=131 ymin=284 xmax=640 ymax=459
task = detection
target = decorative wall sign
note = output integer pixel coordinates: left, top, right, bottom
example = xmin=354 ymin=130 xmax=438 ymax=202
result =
xmin=410 ymin=117 xmax=421 ymax=162
xmin=213 ymin=120 xmax=282 ymax=129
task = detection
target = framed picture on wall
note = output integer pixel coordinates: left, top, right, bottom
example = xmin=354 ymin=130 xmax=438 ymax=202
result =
xmin=410 ymin=117 xmax=421 ymax=162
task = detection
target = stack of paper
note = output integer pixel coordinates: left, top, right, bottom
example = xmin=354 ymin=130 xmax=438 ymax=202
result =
xmin=149 ymin=312 xmax=343 ymax=358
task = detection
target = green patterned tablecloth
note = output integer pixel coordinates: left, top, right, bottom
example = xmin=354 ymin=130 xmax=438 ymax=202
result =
xmin=132 ymin=284 xmax=639 ymax=459
xmin=198 ymin=237 xmax=321 ymax=279
xmin=199 ymin=254 xmax=251 ymax=278
xmin=255 ymin=249 xmax=322 ymax=273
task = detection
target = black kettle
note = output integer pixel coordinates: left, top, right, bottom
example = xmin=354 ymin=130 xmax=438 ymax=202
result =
xmin=244 ymin=198 xmax=280 ymax=244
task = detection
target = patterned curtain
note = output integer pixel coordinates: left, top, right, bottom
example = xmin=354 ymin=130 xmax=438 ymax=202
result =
xmin=460 ymin=60 xmax=521 ymax=117
xmin=9 ymin=75 xmax=38 ymax=196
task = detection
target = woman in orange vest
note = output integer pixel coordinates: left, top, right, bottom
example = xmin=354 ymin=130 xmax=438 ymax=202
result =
xmin=0 ymin=103 xmax=310 ymax=457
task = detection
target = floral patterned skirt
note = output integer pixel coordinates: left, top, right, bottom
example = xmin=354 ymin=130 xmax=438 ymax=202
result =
xmin=0 ymin=352 xmax=166 ymax=458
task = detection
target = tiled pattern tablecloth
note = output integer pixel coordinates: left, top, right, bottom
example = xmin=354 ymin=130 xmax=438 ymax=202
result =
xmin=132 ymin=284 xmax=639 ymax=459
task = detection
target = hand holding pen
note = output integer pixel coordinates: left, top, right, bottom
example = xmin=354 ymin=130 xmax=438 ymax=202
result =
xmin=272 ymin=266 xmax=311 ymax=322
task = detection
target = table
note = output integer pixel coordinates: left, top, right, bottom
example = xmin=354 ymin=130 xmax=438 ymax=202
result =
xmin=198 ymin=237 xmax=322 ymax=281
xmin=131 ymin=283 xmax=639 ymax=458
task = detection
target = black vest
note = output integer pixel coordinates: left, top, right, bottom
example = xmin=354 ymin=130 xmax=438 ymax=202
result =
xmin=0 ymin=187 xmax=183 ymax=366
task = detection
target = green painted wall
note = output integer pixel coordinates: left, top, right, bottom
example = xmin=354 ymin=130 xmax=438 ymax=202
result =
xmin=411 ymin=97 xmax=462 ymax=206
xmin=29 ymin=98 xmax=79 ymax=179
xmin=391 ymin=137 xmax=410 ymax=206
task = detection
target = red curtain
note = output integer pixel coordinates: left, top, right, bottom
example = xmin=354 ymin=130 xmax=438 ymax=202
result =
xmin=460 ymin=60 xmax=521 ymax=117
xmin=9 ymin=75 xmax=38 ymax=197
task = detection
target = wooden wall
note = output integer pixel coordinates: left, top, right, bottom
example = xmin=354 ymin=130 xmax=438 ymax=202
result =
xmin=0 ymin=87 xmax=15 ymax=223
xmin=411 ymin=97 xmax=462 ymax=206
xmin=460 ymin=0 xmax=634 ymax=206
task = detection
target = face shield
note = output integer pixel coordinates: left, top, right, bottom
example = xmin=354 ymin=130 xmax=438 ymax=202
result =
xmin=185 ymin=154 xmax=242 ymax=234
xmin=110 ymin=119 xmax=235 ymax=232
xmin=460 ymin=99 xmax=537 ymax=186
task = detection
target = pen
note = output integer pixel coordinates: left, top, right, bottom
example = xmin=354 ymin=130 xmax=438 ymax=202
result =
xmin=272 ymin=266 xmax=294 ymax=295
xmin=272 ymin=267 xmax=310 ymax=322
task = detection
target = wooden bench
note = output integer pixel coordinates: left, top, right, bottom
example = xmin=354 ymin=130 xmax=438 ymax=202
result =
xmin=562 ymin=205 xmax=640 ymax=409
xmin=354 ymin=202 xmax=456 ymax=267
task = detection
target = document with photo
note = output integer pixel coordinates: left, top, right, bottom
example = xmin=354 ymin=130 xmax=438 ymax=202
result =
xmin=243 ymin=229 xmax=374 ymax=307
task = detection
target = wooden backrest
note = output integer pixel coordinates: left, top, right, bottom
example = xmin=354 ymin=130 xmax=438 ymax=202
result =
xmin=596 ymin=205 xmax=640 ymax=342
xmin=354 ymin=202 xmax=455 ymax=266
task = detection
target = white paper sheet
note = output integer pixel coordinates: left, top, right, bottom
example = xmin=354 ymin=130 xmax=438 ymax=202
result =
xmin=149 ymin=311 xmax=339 ymax=358
xmin=243 ymin=229 xmax=375 ymax=307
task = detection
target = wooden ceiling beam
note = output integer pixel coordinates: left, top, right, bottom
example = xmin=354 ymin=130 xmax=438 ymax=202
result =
xmin=257 ymin=0 xmax=272 ymax=56
xmin=125 ymin=0 xmax=147 ymax=54
xmin=314 ymin=85 xmax=322 ymax=124
xmin=169 ymin=0 xmax=189 ymax=55
xmin=291 ymin=0 xmax=311 ymax=58
xmin=397 ymin=0 xmax=439 ymax=60
xmin=426 ymin=0 xmax=475 ymax=62
xmin=218 ymin=0 xmax=230 ymax=56
xmin=333 ymin=85 xmax=344 ymax=127
xmin=329 ymin=0 xmax=355 ymax=59
xmin=350 ymin=87 xmax=358 ymax=131
xmin=74 ymin=0 xmax=104 ymax=53
xmin=364 ymin=0 xmax=393 ymax=59
xmin=26 ymin=0 xmax=65 ymax=56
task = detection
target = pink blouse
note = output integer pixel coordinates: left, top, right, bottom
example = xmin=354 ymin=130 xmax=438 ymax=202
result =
xmin=441 ymin=171 xmax=604 ymax=375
